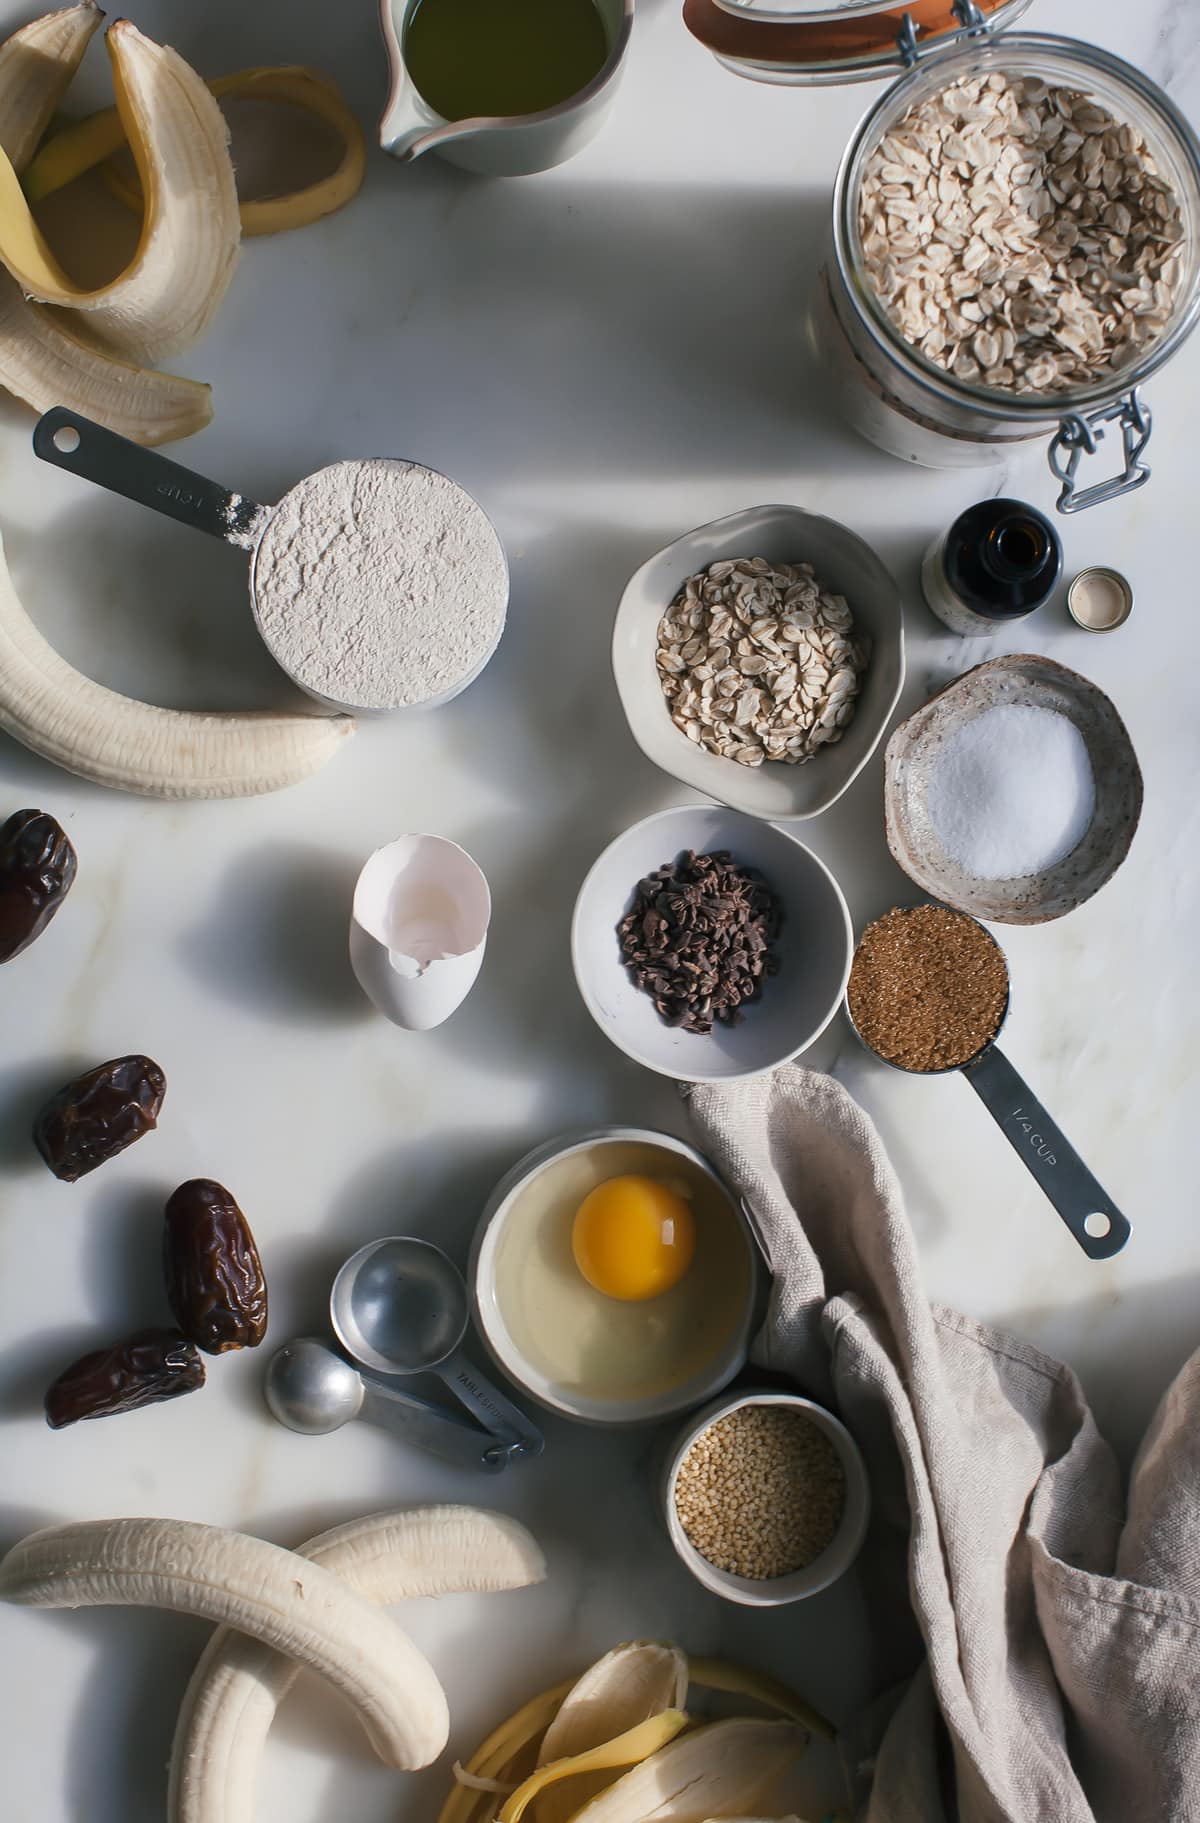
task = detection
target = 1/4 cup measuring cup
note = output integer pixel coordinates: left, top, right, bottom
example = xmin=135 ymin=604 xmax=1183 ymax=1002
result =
xmin=32 ymin=407 xmax=508 ymax=714
xmin=846 ymin=913 xmax=1130 ymax=1261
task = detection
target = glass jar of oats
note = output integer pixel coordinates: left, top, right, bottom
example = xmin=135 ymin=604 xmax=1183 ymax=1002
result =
xmin=684 ymin=2 xmax=1200 ymax=510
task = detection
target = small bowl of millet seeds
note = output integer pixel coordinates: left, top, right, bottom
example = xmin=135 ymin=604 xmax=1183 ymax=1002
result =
xmin=663 ymin=1389 xmax=870 ymax=1606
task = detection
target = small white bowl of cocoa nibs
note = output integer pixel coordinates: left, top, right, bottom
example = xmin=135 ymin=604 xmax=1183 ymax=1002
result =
xmin=572 ymin=805 xmax=853 ymax=1082
xmin=663 ymin=1390 xmax=870 ymax=1606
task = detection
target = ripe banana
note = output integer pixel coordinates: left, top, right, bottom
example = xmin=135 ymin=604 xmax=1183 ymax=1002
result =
xmin=0 ymin=5 xmax=213 ymax=442
xmin=0 ymin=18 xmax=241 ymax=363
xmin=568 ymin=1718 xmax=809 ymax=1823
xmin=26 ymin=64 xmax=367 ymax=238
xmin=169 ymin=1506 xmax=546 ymax=1823
xmin=0 ymin=525 xmax=353 ymax=797
xmin=0 ymin=1516 xmax=451 ymax=1770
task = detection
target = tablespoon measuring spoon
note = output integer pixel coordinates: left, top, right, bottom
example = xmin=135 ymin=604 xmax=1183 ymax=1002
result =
xmin=846 ymin=913 xmax=1130 ymax=1261
xmin=331 ymin=1236 xmax=544 ymax=1458
xmin=264 ymin=1337 xmax=513 ymax=1471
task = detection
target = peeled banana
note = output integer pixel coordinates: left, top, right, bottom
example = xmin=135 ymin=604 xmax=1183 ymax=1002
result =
xmin=170 ymin=1506 xmax=546 ymax=1823
xmin=25 ymin=64 xmax=367 ymax=238
xmin=0 ymin=524 xmax=352 ymax=797
xmin=0 ymin=1516 xmax=451 ymax=1769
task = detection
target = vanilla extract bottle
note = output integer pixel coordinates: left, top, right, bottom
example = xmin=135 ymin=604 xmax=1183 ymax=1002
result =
xmin=921 ymin=497 xmax=1063 ymax=637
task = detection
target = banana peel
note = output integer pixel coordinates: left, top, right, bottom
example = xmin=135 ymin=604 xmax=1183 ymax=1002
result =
xmin=687 ymin=1658 xmax=834 ymax=1743
xmin=500 ymin=1711 xmax=692 ymax=1823
xmin=24 ymin=64 xmax=366 ymax=237
xmin=0 ymin=9 xmax=363 ymax=442
xmin=438 ymin=1681 xmax=575 ymax=1823
xmin=566 ymin=1718 xmax=808 ymax=1823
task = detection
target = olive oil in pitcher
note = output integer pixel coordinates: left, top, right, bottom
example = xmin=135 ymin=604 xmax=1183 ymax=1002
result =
xmin=404 ymin=0 xmax=610 ymax=121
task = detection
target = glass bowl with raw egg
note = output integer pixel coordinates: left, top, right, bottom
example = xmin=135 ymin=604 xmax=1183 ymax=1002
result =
xmin=469 ymin=1128 xmax=765 ymax=1425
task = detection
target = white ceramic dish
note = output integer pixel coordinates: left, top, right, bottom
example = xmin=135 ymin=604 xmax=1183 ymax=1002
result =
xmin=572 ymin=805 xmax=852 ymax=1082
xmin=662 ymin=1388 xmax=871 ymax=1606
xmin=612 ymin=504 xmax=905 ymax=821
xmin=470 ymin=1127 xmax=764 ymax=1425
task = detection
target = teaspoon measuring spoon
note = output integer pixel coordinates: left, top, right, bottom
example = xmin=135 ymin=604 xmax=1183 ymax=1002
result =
xmin=846 ymin=914 xmax=1130 ymax=1261
xmin=264 ymin=1337 xmax=513 ymax=1471
xmin=331 ymin=1236 xmax=544 ymax=1459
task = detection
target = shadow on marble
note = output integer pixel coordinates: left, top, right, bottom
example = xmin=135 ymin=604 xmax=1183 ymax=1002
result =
xmin=0 ymin=1051 xmax=95 ymax=1178
xmin=0 ymin=1322 xmax=104 ymax=1421
xmin=76 ymin=1179 xmax=177 ymax=1329
xmin=177 ymin=841 xmax=374 ymax=1027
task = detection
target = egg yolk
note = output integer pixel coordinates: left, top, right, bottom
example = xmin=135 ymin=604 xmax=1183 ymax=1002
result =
xmin=571 ymin=1175 xmax=696 ymax=1302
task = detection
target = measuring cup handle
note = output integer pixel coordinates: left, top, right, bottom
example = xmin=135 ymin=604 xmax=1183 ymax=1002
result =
xmin=358 ymin=1374 xmax=509 ymax=1472
xmin=440 ymin=1352 xmax=544 ymax=1461
xmin=32 ymin=408 xmax=267 ymax=545
xmin=963 ymin=1046 xmax=1131 ymax=1260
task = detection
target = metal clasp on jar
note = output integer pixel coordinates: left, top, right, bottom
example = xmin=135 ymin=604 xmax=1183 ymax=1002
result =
xmin=1048 ymin=390 xmax=1153 ymax=514
xmin=896 ymin=0 xmax=993 ymax=69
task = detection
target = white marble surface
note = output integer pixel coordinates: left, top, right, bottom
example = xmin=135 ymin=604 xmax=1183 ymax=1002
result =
xmin=2 ymin=1 xmax=1198 ymax=1818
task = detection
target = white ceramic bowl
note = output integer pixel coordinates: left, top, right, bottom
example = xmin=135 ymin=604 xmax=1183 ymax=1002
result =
xmin=663 ymin=1389 xmax=871 ymax=1606
xmin=612 ymin=504 xmax=905 ymax=820
xmin=470 ymin=1127 xmax=764 ymax=1425
xmin=572 ymin=805 xmax=852 ymax=1083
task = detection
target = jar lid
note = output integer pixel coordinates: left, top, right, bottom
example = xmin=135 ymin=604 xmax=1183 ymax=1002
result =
xmin=1067 ymin=568 xmax=1133 ymax=633
xmin=684 ymin=0 xmax=1034 ymax=83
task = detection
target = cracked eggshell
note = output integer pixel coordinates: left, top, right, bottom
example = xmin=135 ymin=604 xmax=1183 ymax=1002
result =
xmin=350 ymin=835 xmax=491 ymax=1031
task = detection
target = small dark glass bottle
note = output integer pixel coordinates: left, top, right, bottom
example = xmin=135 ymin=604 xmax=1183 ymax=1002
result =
xmin=921 ymin=498 xmax=1063 ymax=636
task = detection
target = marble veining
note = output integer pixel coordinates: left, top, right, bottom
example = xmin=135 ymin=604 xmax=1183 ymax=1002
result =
xmin=0 ymin=1 xmax=1197 ymax=1819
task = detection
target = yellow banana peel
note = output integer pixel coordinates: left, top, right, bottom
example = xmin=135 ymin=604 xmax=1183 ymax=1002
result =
xmin=499 ymin=1711 xmax=692 ymax=1823
xmin=688 ymin=1657 xmax=835 ymax=1742
xmin=24 ymin=64 xmax=366 ymax=236
xmin=437 ymin=1680 xmax=575 ymax=1823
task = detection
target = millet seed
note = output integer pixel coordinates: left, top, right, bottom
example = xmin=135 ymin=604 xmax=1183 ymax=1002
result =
xmin=673 ymin=1403 xmax=845 ymax=1581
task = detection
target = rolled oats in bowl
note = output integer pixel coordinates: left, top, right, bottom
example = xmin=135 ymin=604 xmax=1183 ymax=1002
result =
xmin=858 ymin=73 xmax=1185 ymax=395
xmin=655 ymin=556 xmax=871 ymax=768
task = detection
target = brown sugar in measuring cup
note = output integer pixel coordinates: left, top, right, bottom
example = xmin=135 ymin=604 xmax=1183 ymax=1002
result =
xmin=846 ymin=904 xmax=1130 ymax=1259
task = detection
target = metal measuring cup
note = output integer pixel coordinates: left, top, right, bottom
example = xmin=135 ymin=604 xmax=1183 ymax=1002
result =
xmin=31 ymin=407 xmax=502 ymax=716
xmin=846 ymin=913 xmax=1130 ymax=1261
xmin=331 ymin=1236 xmax=544 ymax=1459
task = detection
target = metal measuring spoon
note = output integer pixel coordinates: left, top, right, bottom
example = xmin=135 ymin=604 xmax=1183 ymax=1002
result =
xmin=846 ymin=914 xmax=1130 ymax=1261
xmin=264 ymin=1336 xmax=514 ymax=1471
xmin=331 ymin=1236 xmax=544 ymax=1459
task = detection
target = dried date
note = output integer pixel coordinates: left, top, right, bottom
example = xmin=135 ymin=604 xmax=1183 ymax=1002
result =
xmin=45 ymin=1327 xmax=205 ymax=1428
xmin=0 ymin=808 xmax=77 ymax=962
xmin=164 ymin=1179 xmax=268 ymax=1354
xmin=34 ymin=1054 xmax=167 ymax=1182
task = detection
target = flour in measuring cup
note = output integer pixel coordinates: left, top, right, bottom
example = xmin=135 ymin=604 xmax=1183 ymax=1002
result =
xmin=252 ymin=458 xmax=508 ymax=711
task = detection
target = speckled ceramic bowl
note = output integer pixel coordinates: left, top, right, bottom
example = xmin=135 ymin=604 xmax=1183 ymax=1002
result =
xmin=884 ymin=655 xmax=1142 ymax=924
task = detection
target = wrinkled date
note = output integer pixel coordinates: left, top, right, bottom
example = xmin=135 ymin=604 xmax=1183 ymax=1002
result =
xmin=45 ymin=1328 xmax=205 ymax=1428
xmin=33 ymin=1054 xmax=167 ymax=1182
xmin=164 ymin=1179 xmax=268 ymax=1354
xmin=0 ymin=808 xmax=77 ymax=962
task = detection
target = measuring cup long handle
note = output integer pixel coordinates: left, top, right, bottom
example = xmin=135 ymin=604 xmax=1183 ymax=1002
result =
xmin=963 ymin=1046 xmax=1131 ymax=1260
xmin=357 ymin=1372 xmax=509 ymax=1472
xmin=32 ymin=408 xmax=266 ymax=545
xmin=438 ymin=1351 xmax=544 ymax=1461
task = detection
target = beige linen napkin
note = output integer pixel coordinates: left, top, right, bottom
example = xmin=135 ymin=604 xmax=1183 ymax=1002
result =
xmin=685 ymin=1065 xmax=1200 ymax=1823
